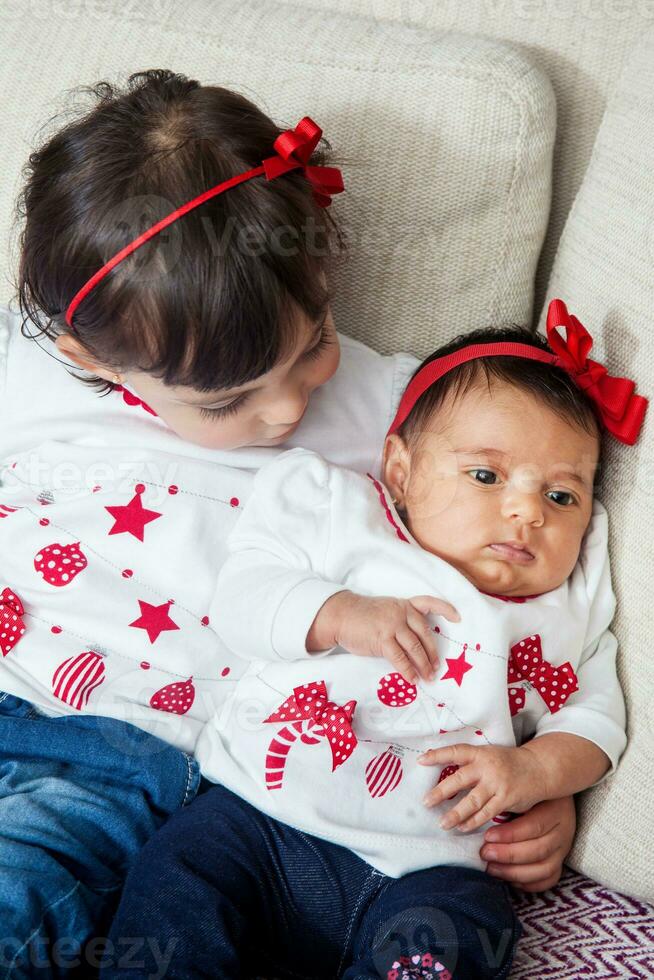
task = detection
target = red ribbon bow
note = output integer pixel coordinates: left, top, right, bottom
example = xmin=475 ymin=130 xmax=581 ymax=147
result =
xmin=0 ymin=587 xmax=27 ymax=657
xmin=263 ymin=117 xmax=345 ymax=208
xmin=547 ymin=299 xmax=648 ymax=445
xmin=264 ymin=680 xmax=357 ymax=770
xmin=508 ymin=634 xmax=578 ymax=714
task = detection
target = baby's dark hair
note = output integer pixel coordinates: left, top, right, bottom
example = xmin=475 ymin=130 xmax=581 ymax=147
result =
xmin=13 ymin=69 xmax=344 ymax=394
xmin=399 ymin=324 xmax=603 ymax=476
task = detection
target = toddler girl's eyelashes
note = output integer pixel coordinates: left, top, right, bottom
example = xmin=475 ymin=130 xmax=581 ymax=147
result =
xmin=466 ymin=469 xmax=577 ymax=507
xmin=197 ymin=326 xmax=333 ymax=421
xmin=199 ymin=391 xmax=252 ymax=420
xmin=301 ymin=324 xmax=334 ymax=362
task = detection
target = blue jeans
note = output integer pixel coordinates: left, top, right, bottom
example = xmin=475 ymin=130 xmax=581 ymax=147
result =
xmin=103 ymin=784 xmax=522 ymax=980
xmin=0 ymin=692 xmax=201 ymax=979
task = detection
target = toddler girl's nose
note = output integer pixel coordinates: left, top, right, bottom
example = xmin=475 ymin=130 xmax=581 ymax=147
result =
xmin=501 ymin=490 xmax=544 ymax=526
xmin=263 ymin=386 xmax=308 ymax=428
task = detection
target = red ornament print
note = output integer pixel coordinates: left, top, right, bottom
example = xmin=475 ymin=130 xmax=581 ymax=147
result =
xmin=377 ymin=672 xmax=418 ymax=707
xmin=105 ymin=492 xmax=162 ymax=541
xmin=129 ymin=600 xmax=179 ymax=644
xmin=34 ymin=542 xmax=88 ymax=587
xmin=52 ymin=651 xmax=105 ymax=709
xmin=0 ymin=588 xmax=27 ymax=656
xmin=366 ymin=745 xmax=404 ymax=798
xmin=150 ymin=677 xmax=195 ymax=715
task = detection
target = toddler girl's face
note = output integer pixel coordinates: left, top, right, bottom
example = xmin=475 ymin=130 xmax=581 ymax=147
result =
xmin=383 ymin=381 xmax=600 ymax=597
xmin=117 ymin=307 xmax=340 ymax=450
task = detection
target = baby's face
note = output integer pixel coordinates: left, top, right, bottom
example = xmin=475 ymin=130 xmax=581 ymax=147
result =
xmin=383 ymin=382 xmax=600 ymax=597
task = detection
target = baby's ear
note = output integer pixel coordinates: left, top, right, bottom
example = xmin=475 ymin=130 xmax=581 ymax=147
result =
xmin=382 ymin=434 xmax=411 ymax=506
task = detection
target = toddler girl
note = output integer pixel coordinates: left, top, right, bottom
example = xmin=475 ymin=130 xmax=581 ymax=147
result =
xmin=104 ymin=302 xmax=646 ymax=979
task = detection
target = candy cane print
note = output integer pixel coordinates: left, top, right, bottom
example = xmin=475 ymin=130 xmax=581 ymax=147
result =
xmin=265 ymin=719 xmax=321 ymax=790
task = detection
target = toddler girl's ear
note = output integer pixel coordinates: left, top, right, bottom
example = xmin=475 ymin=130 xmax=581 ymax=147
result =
xmin=54 ymin=333 xmax=119 ymax=384
xmin=382 ymin=433 xmax=411 ymax=507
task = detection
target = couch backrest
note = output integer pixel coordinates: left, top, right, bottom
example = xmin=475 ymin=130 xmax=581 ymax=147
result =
xmin=302 ymin=0 xmax=649 ymax=319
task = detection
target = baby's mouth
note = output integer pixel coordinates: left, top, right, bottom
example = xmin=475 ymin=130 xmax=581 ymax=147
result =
xmin=488 ymin=542 xmax=535 ymax=563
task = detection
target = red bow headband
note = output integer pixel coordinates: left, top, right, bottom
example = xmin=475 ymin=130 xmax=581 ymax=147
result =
xmin=65 ymin=116 xmax=344 ymax=329
xmin=387 ymin=299 xmax=648 ymax=446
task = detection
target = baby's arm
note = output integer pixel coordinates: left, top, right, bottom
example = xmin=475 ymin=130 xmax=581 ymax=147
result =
xmin=214 ymin=449 xmax=457 ymax=674
xmin=421 ymin=503 xmax=626 ymax=832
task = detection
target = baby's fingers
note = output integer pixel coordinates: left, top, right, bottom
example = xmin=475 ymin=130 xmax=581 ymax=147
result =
xmin=406 ymin=609 xmax=439 ymax=673
xmin=395 ymin=626 xmax=435 ymax=682
xmin=440 ymin=787 xmax=496 ymax=832
xmin=409 ymin=596 xmax=460 ymax=623
xmin=383 ymin=639 xmax=419 ymax=684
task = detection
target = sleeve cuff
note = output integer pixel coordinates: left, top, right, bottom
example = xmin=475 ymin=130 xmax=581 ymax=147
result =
xmin=271 ymin=579 xmax=347 ymax=661
xmin=535 ymin=709 xmax=628 ymax=785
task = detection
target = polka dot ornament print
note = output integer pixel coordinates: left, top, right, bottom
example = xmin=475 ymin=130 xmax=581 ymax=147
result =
xmin=34 ymin=542 xmax=88 ymax=587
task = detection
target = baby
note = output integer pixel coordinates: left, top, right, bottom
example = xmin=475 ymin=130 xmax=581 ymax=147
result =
xmin=191 ymin=301 xmax=644 ymax=979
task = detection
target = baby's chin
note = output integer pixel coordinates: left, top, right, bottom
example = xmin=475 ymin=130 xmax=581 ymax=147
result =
xmin=462 ymin=558 xmax=552 ymax=598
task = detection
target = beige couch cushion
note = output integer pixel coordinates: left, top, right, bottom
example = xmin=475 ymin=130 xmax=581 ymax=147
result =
xmin=300 ymin=0 xmax=649 ymax=319
xmin=539 ymin=28 xmax=654 ymax=904
xmin=0 ymin=1 xmax=554 ymax=357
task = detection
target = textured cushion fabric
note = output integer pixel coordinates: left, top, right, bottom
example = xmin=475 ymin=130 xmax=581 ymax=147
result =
xmin=0 ymin=0 xmax=554 ymax=358
xmin=510 ymin=868 xmax=654 ymax=978
xmin=536 ymin=28 xmax=654 ymax=905
xmin=298 ymin=0 xmax=649 ymax=321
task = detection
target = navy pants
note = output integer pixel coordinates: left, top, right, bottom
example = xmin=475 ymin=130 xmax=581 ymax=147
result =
xmin=103 ymin=784 xmax=522 ymax=980
xmin=0 ymin=692 xmax=201 ymax=979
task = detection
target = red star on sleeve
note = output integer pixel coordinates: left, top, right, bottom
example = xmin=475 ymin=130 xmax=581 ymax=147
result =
xmin=129 ymin=600 xmax=180 ymax=644
xmin=105 ymin=492 xmax=162 ymax=541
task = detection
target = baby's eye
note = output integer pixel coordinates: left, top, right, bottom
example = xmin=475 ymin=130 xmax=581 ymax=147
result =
xmin=469 ymin=468 xmax=498 ymax=485
xmin=546 ymin=490 xmax=575 ymax=507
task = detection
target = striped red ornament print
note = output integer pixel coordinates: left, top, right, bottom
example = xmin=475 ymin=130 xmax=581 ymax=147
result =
xmin=52 ymin=651 xmax=106 ymax=710
xmin=366 ymin=745 xmax=404 ymax=798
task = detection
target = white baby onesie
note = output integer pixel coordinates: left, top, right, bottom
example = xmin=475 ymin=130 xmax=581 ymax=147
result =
xmin=196 ymin=448 xmax=627 ymax=877
xmin=0 ymin=304 xmax=416 ymax=753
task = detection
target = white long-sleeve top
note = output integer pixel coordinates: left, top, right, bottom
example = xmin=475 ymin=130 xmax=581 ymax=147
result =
xmin=0 ymin=304 xmax=416 ymax=753
xmin=197 ymin=448 xmax=627 ymax=877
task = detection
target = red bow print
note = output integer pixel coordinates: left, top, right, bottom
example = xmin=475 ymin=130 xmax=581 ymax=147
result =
xmin=264 ymin=680 xmax=357 ymax=770
xmin=547 ymin=299 xmax=648 ymax=445
xmin=263 ymin=117 xmax=345 ymax=208
xmin=0 ymin=587 xmax=27 ymax=657
xmin=509 ymin=634 xmax=578 ymax=714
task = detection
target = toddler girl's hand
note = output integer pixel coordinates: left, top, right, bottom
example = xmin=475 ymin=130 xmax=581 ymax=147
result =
xmin=419 ymin=743 xmax=547 ymax=832
xmin=307 ymin=591 xmax=460 ymax=683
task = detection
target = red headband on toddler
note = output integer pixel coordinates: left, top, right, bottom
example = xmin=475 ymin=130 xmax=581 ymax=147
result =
xmin=65 ymin=116 xmax=344 ymax=329
xmin=387 ymin=299 xmax=648 ymax=446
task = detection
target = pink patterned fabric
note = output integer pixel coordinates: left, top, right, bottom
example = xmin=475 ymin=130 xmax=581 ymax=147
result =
xmin=509 ymin=868 xmax=654 ymax=978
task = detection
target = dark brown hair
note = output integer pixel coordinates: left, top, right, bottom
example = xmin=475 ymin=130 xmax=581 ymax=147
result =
xmin=399 ymin=324 xmax=603 ymax=474
xmin=13 ymin=69 xmax=344 ymax=394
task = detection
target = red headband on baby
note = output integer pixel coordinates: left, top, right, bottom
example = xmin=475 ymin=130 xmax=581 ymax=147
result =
xmin=65 ymin=116 xmax=344 ymax=329
xmin=387 ymin=299 xmax=648 ymax=446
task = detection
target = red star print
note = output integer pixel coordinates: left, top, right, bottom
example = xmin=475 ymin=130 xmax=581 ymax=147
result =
xmin=441 ymin=648 xmax=474 ymax=687
xmin=106 ymin=493 xmax=162 ymax=541
xmin=129 ymin=600 xmax=179 ymax=644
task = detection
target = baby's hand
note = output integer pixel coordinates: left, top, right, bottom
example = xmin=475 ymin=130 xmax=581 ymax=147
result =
xmin=419 ymin=744 xmax=546 ymax=832
xmin=307 ymin=591 xmax=460 ymax=683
